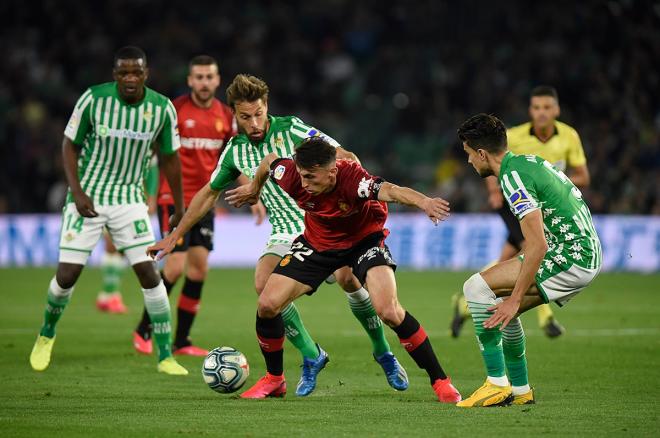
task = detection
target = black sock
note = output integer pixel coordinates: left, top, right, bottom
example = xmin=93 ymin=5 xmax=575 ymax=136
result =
xmin=256 ymin=313 xmax=285 ymax=376
xmin=392 ymin=311 xmax=447 ymax=383
xmin=174 ymin=277 xmax=203 ymax=348
xmin=136 ymin=271 xmax=176 ymax=339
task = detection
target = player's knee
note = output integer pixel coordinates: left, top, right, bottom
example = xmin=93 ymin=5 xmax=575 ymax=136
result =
xmin=55 ymin=264 xmax=83 ymax=289
xmin=335 ymin=270 xmax=361 ymax=292
xmin=257 ymin=293 xmax=282 ymax=318
xmin=186 ymin=263 xmax=208 ymax=282
xmin=376 ymin=302 xmax=404 ymax=327
xmin=133 ymin=261 xmax=160 ymax=289
xmin=463 ymin=273 xmax=495 ymax=304
xmin=254 ymin=275 xmax=268 ymax=296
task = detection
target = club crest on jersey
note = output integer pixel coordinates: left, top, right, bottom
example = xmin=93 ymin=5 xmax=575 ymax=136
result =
xmin=509 ymin=189 xmax=534 ymax=214
xmin=338 ymin=200 xmax=349 ymax=212
xmin=215 ymin=118 xmax=224 ymax=132
xmin=275 ymin=134 xmax=284 ymax=147
xmin=273 ymin=164 xmax=286 ymax=180
xmin=143 ymin=110 xmax=153 ymax=123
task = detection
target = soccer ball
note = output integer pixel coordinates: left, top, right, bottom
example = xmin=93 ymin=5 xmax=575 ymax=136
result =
xmin=202 ymin=346 xmax=249 ymax=393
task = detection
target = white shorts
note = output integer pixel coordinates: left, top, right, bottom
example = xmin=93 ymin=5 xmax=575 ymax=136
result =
xmin=537 ymin=263 xmax=601 ymax=307
xmin=59 ymin=203 xmax=155 ymax=266
xmin=260 ymin=233 xmax=299 ymax=259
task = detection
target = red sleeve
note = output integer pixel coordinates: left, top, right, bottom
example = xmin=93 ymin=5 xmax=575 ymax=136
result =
xmin=340 ymin=161 xmax=384 ymax=201
xmin=269 ymin=158 xmax=299 ymax=193
xmin=172 ymin=94 xmax=188 ymax=112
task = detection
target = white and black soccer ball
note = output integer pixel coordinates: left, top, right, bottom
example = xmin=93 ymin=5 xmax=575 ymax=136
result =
xmin=202 ymin=346 xmax=249 ymax=393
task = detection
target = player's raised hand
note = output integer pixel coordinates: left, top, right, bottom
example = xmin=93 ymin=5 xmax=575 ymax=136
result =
xmin=250 ymin=201 xmax=267 ymax=225
xmin=225 ymin=184 xmax=260 ymax=208
xmin=72 ymin=191 xmax=99 ymax=217
xmin=423 ymin=197 xmax=450 ymax=224
xmin=147 ymin=234 xmax=177 ymax=261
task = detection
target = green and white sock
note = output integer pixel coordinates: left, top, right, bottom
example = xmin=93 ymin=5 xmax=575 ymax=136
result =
xmin=143 ymin=281 xmax=173 ymax=361
xmin=503 ymin=317 xmax=529 ymax=394
xmin=101 ymin=252 xmax=125 ymax=294
xmin=346 ymin=288 xmax=390 ymax=356
xmin=281 ymin=302 xmax=319 ymax=359
xmin=40 ymin=277 xmax=74 ymax=338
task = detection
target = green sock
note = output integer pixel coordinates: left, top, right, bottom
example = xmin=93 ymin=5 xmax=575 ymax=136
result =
xmin=101 ymin=252 xmax=124 ymax=293
xmin=143 ymin=282 xmax=173 ymax=361
xmin=40 ymin=277 xmax=73 ymax=338
xmin=503 ymin=317 xmax=528 ymax=387
xmin=281 ymin=303 xmax=319 ymax=359
xmin=346 ymin=288 xmax=390 ymax=356
xmin=468 ymin=301 xmax=506 ymax=379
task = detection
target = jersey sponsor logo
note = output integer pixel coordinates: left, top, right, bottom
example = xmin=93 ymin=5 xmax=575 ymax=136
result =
xmin=508 ymin=189 xmax=534 ymax=214
xmin=357 ymin=177 xmax=374 ymax=199
xmin=273 ymin=164 xmax=286 ymax=180
xmin=133 ymin=219 xmax=150 ymax=238
xmin=97 ymin=124 xmax=153 ymax=141
xmin=180 ymin=137 xmax=225 ymax=150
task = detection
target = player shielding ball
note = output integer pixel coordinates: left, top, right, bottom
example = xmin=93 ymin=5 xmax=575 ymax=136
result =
xmin=222 ymin=138 xmax=461 ymax=402
xmin=455 ymin=114 xmax=601 ymax=407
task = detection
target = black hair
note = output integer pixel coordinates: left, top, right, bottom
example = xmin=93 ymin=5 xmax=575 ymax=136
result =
xmin=114 ymin=46 xmax=147 ymax=66
xmin=189 ymin=55 xmax=218 ymax=70
xmin=457 ymin=113 xmax=508 ymax=153
xmin=293 ymin=137 xmax=337 ymax=169
xmin=531 ymin=85 xmax=559 ymax=102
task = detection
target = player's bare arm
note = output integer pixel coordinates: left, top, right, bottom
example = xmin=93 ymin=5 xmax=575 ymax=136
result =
xmin=148 ymin=183 xmax=220 ymax=260
xmin=336 ymin=146 xmax=360 ymax=164
xmin=237 ymin=173 xmax=266 ymax=225
xmin=158 ymin=151 xmax=185 ymax=228
xmin=377 ymin=182 xmax=450 ymax=224
xmin=224 ymin=152 xmax=278 ymax=208
xmin=484 ymin=209 xmax=548 ymax=329
xmin=568 ymin=164 xmax=590 ymax=188
xmin=62 ymin=137 xmax=98 ymax=218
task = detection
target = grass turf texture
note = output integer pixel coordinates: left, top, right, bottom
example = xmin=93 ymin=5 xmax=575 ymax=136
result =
xmin=0 ymin=268 xmax=658 ymax=437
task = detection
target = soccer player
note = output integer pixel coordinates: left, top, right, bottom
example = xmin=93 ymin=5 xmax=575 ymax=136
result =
xmin=148 ymin=74 xmax=409 ymax=396
xmin=213 ymin=138 xmax=461 ymax=401
xmin=450 ymin=86 xmax=591 ymax=338
xmin=132 ymin=55 xmax=252 ymax=357
xmin=29 ymin=46 xmax=188 ymax=376
xmin=455 ymin=114 xmax=601 ymax=407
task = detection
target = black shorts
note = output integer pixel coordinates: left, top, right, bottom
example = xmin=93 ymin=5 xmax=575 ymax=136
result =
xmin=157 ymin=204 xmax=215 ymax=252
xmin=496 ymin=205 xmax=524 ymax=250
xmin=273 ymin=231 xmax=397 ymax=294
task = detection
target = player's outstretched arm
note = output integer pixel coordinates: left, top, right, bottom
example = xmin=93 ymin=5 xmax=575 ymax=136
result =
xmin=147 ymin=183 xmax=220 ymax=260
xmin=484 ymin=209 xmax=548 ymax=330
xmin=63 ymin=137 xmax=98 ymax=217
xmin=225 ymin=152 xmax=278 ymax=208
xmin=377 ymin=182 xmax=450 ymax=224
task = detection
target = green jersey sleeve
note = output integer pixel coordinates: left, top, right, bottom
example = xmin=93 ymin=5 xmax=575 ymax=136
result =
xmin=209 ymin=139 xmax=240 ymax=191
xmin=156 ymin=99 xmax=180 ymax=155
xmin=500 ymin=159 xmax=540 ymax=220
xmin=64 ymin=88 xmax=93 ymax=145
xmin=289 ymin=116 xmax=341 ymax=148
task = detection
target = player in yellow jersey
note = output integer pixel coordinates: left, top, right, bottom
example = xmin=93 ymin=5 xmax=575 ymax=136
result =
xmin=451 ymin=86 xmax=590 ymax=339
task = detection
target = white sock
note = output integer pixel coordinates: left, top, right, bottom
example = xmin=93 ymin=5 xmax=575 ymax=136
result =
xmin=512 ymin=384 xmax=531 ymax=395
xmin=487 ymin=375 xmax=510 ymax=387
xmin=345 ymin=287 xmax=369 ymax=303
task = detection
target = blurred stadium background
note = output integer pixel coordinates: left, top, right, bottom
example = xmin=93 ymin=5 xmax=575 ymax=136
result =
xmin=0 ymin=1 xmax=659 ymax=436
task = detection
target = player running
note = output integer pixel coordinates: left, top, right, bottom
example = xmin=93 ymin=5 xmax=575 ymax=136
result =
xmin=455 ymin=114 xmax=601 ymax=407
xmin=29 ymin=46 xmax=188 ymax=376
xmin=217 ymin=138 xmax=461 ymax=401
xmin=131 ymin=55 xmax=256 ymax=357
xmin=148 ymin=74 xmax=409 ymax=396
xmin=450 ymin=86 xmax=591 ymax=338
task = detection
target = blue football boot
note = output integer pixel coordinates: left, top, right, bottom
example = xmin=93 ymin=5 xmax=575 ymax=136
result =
xmin=296 ymin=345 xmax=329 ymax=396
xmin=374 ymin=352 xmax=409 ymax=391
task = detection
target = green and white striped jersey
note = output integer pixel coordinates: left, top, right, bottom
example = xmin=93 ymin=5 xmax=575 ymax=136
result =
xmin=209 ymin=115 xmax=340 ymax=236
xmin=64 ymin=82 xmax=180 ymax=205
xmin=499 ymin=152 xmax=602 ymax=271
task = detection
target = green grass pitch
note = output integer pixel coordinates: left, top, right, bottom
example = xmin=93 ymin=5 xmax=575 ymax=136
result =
xmin=1 ymin=268 xmax=658 ymax=436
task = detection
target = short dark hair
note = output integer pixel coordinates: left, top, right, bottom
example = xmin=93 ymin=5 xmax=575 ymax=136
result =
xmin=293 ymin=137 xmax=337 ymax=169
xmin=114 ymin=46 xmax=147 ymax=66
xmin=531 ymin=85 xmax=559 ymax=102
xmin=457 ymin=113 xmax=508 ymax=153
xmin=226 ymin=74 xmax=269 ymax=108
xmin=189 ymin=55 xmax=218 ymax=70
